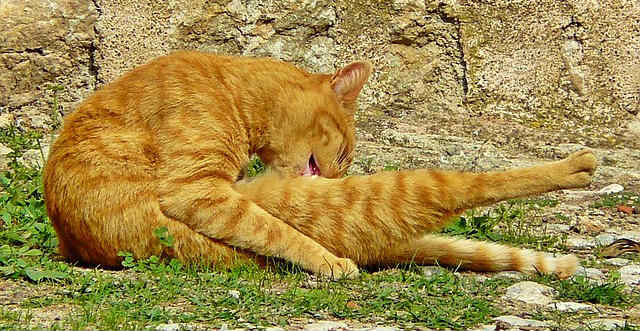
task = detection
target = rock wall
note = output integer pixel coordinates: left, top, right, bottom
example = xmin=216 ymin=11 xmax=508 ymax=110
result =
xmin=1 ymin=0 xmax=638 ymax=184
xmin=0 ymin=0 xmax=97 ymax=130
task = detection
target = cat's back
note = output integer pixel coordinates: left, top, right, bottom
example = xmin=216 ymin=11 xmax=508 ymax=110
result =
xmin=58 ymin=51 xmax=307 ymax=138
xmin=50 ymin=52 xmax=230 ymax=153
xmin=62 ymin=51 xmax=223 ymax=129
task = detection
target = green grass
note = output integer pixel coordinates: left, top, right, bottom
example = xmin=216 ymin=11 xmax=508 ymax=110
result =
xmin=532 ymin=272 xmax=637 ymax=307
xmin=0 ymin=128 xmax=72 ymax=283
xmin=444 ymin=198 xmax=564 ymax=251
xmin=591 ymin=191 xmax=640 ymax=209
xmin=1 ymin=128 xmax=640 ymax=330
xmin=1 ymin=259 xmax=509 ymax=330
xmin=246 ymin=156 xmax=266 ymax=178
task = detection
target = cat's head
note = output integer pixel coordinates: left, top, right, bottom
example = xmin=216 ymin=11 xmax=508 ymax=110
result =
xmin=258 ymin=61 xmax=372 ymax=179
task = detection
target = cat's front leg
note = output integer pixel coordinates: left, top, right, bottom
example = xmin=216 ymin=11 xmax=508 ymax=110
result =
xmin=158 ymin=180 xmax=358 ymax=279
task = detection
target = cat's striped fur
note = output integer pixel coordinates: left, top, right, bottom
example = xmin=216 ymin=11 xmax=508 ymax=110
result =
xmin=235 ymin=152 xmax=595 ymax=278
xmin=43 ymin=51 xmax=596 ymax=279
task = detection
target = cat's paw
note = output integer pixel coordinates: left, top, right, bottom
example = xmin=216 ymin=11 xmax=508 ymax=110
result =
xmin=317 ymin=256 xmax=359 ymax=279
xmin=560 ymin=149 xmax=597 ymax=188
xmin=566 ymin=149 xmax=597 ymax=174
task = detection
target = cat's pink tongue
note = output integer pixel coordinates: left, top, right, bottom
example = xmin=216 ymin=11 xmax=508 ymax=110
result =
xmin=302 ymin=157 xmax=321 ymax=176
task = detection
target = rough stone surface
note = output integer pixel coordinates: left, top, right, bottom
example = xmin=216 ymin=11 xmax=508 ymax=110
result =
xmin=573 ymin=266 xmax=606 ymax=281
xmin=0 ymin=0 xmax=639 ymax=186
xmin=585 ymin=319 xmax=628 ymax=331
xmin=575 ymin=216 xmax=606 ymax=234
xmin=620 ymin=231 xmax=640 ymax=242
xmin=155 ymin=324 xmax=180 ymax=331
xmin=546 ymin=224 xmax=572 ymax=233
xmin=546 ymin=301 xmax=595 ymax=313
xmin=0 ymin=113 xmax=13 ymax=128
xmin=493 ymin=271 xmax=524 ymax=280
xmin=597 ymin=184 xmax=625 ymax=194
xmin=595 ymin=233 xmax=618 ymax=247
xmin=503 ymin=281 xmax=557 ymax=305
xmin=566 ymin=237 xmax=596 ymax=250
xmin=493 ymin=315 xmax=549 ymax=328
xmin=17 ymin=148 xmax=47 ymax=168
xmin=0 ymin=143 xmax=12 ymax=169
xmin=619 ymin=264 xmax=640 ymax=287
xmin=304 ymin=321 xmax=348 ymax=331
xmin=0 ymin=0 xmax=98 ymax=127
xmin=421 ymin=266 xmax=445 ymax=277
xmin=605 ymin=258 xmax=630 ymax=267
xmin=228 ymin=289 xmax=240 ymax=299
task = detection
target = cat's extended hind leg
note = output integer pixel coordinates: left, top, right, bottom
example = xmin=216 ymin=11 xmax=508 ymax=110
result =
xmin=436 ymin=149 xmax=597 ymax=212
xmin=235 ymin=150 xmax=596 ymax=276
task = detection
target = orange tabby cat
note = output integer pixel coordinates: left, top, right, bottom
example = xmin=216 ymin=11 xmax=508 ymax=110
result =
xmin=43 ymin=51 xmax=596 ymax=279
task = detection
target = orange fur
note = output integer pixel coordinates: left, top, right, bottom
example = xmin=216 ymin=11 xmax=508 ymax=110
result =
xmin=43 ymin=51 xmax=596 ymax=278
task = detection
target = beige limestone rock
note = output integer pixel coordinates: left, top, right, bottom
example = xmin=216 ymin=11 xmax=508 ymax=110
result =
xmin=0 ymin=0 xmax=97 ymax=125
xmin=1 ymin=0 xmax=639 ymax=186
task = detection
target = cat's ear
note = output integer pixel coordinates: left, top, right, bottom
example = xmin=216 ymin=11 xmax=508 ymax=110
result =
xmin=330 ymin=61 xmax=372 ymax=104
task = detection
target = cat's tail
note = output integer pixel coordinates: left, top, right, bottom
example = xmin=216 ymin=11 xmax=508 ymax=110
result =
xmin=389 ymin=234 xmax=578 ymax=278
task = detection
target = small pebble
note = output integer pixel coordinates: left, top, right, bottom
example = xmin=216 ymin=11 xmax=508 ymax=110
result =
xmin=421 ymin=266 xmax=444 ymax=277
xmin=493 ymin=315 xmax=549 ymax=328
xmin=503 ymin=281 xmax=557 ymax=305
xmin=605 ymin=258 xmax=630 ymax=267
xmin=566 ymin=237 xmax=596 ymax=249
xmin=595 ymin=233 xmax=618 ymax=246
xmin=573 ymin=267 xmax=605 ymax=281
xmin=597 ymin=184 xmax=624 ymax=195
xmin=586 ymin=319 xmax=627 ymax=331
xmin=619 ymin=264 xmax=640 ymax=287
xmin=546 ymin=301 xmax=595 ymax=312
xmin=304 ymin=321 xmax=348 ymax=331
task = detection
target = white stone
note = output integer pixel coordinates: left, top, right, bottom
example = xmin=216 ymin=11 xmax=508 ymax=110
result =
xmin=0 ymin=113 xmax=13 ymax=128
xmin=225 ymin=0 xmax=247 ymax=20
xmin=595 ymin=233 xmax=618 ymax=246
xmin=304 ymin=321 xmax=348 ymax=331
xmin=18 ymin=149 xmax=47 ymax=168
xmin=546 ymin=224 xmax=571 ymax=233
xmin=546 ymin=301 xmax=595 ymax=312
xmin=469 ymin=325 xmax=496 ymax=331
xmin=566 ymin=237 xmax=596 ymax=249
xmin=620 ymin=231 xmax=640 ymax=242
xmin=605 ymin=258 xmax=630 ymax=267
xmin=0 ymin=143 xmax=12 ymax=156
xmin=586 ymin=319 xmax=627 ymax=331
xmin=573 ymin=267 xmax=605 ymax=281
xmin=597 ymin=184 xmax=624 ymax=195
xmin=422 ymin=266 xmax=444 ymax=277
xmin=392 ymin=0 xmax=426 ymax=11
xmin=503 ymin=281 xmax=557 ymax=305
xmin=493 ymin=315 xmax=550 ymax=328
xmin=228 ymin=290 xmax=240 ymax=299
xmin=619 ymin=264 xmax=640 ymax=287
xmin=493 ymin=271 xmax=524 ymax=280
xmin=155 ymin=324 xmax=180 ymax=331
xmin=629 ymin=116 xmax=640 ymax=137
